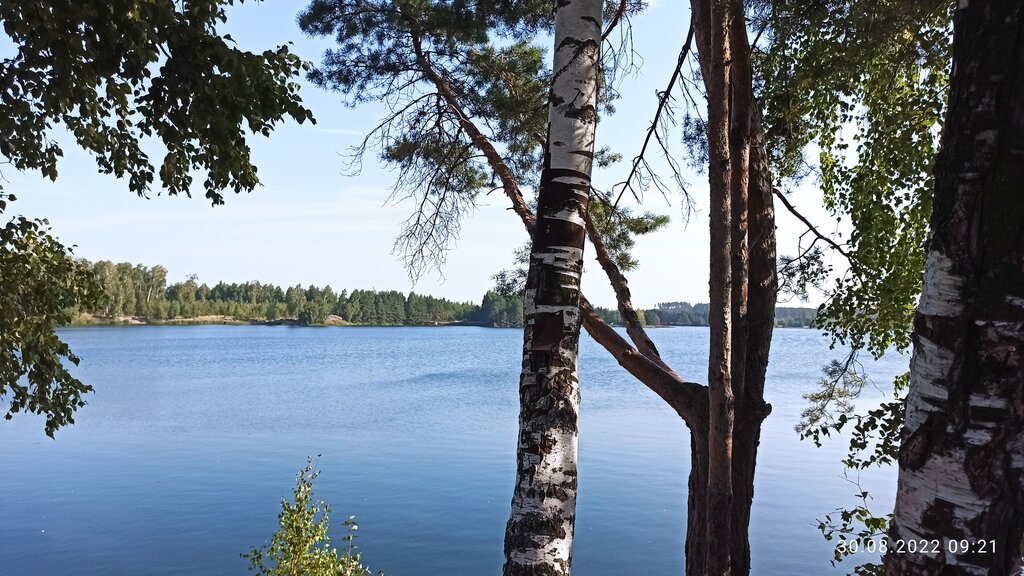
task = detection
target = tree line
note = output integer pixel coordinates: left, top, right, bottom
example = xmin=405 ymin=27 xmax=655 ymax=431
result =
xmin=592 ymin=302 xmax=816 ymax=328
xmin=75 ymin=260 xmax=817 ymax=329
xmin=79 ymin=260 xmax=477 ymax=326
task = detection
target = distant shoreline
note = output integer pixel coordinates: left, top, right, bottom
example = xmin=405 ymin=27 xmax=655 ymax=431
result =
xmin=67 ymin=314 xmax=812 ymax=330
xmin=68 ymin=313 xmax=486 ymax=328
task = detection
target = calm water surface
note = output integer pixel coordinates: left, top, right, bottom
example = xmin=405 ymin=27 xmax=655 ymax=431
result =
xmin=2 ymin=326 xmax=907 ymax=575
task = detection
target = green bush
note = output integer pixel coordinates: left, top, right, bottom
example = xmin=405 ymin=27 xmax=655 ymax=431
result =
xmin=244 ymin=460 xmax=378 ymax=576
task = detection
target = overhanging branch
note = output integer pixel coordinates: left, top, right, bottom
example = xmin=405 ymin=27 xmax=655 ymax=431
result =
xmin=772 ymin=188 xmax=854 ymax=262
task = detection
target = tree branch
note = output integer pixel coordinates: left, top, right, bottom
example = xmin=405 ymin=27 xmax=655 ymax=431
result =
xmin=601 ymin=0 xmax=628 ymax=42
xmin=412 ymin=28 xmax=707 ymax=427
xmin=584 ymin=210 xmax=672 ymax=371
xmin=772 ymin=188 xmax=853 ymax=262
xmin=411 ymin=31 xmax=536 ymax=231
xmin=580 ymin=296 xmax=707 ymax=425
xmin=612 ymin=17 xmax=695 ymax=208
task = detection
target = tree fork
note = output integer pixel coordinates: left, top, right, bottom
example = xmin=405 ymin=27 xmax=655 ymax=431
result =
xmin=414 ymin=13 xmax=707 ymax=427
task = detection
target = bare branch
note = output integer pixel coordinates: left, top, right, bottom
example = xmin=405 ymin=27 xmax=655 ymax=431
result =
xmin=580 ymin=296 xmax=707 ymax=425
xmin=612 ymin=17 xmax=695 ymax=208
xmin=772 ymin=188 xmax=854 ymax=261
xmin=601 ymin=0 xmax=628 ymax=42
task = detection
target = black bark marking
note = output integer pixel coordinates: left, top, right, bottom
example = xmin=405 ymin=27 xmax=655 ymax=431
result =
xmin=564 ymin=103 xmax=597 ymax=123
xmin=887 ymin=4 xmax=1024 ymax=573
xmin=965 ymin=428 xmax=1010 ymax=499
xmin=532 ymin=312 xmax=566 ymax=352
xmin=506 ymin=2 xmax=600 ymax=571
xmin=899 ymin=413 xmax=944 ymax=471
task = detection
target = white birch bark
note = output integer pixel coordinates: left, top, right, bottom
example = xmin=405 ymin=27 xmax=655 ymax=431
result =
xmin=502 ymin=1 xmax=603 ymax=575
xmin=886 ymin=3 xmax=1024 ymax=574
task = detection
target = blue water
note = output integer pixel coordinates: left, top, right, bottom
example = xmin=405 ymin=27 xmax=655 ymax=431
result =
xmin=1 ymin=326 xmax=907 ymax=575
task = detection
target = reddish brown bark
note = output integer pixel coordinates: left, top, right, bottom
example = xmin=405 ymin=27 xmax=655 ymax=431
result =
xmin=704 ymin=1 xmax=735 ymax=574
xmin=726 ymin=9 xmax=775 ymax=574
xmin=728 ymin=3 xmax=751 ymax=407
xmin=729 ymin=108 xmax=776 ymax=576
xmin=687 ymin=425 xmax=711 ymax=576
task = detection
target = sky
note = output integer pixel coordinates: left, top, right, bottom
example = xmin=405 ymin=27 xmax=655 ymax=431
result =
xmin=6 ymin=0 xmax=843 ymax=309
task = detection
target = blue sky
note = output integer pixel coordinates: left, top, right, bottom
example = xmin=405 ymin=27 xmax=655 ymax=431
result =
xmin=7 ymin=0 xmax=839 ymax=308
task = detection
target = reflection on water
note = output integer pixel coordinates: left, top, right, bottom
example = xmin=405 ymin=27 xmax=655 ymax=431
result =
xmin=1 ymin=326 xmax=907 ymax=575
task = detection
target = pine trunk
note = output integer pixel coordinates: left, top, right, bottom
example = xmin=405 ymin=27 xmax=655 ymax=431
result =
xmin=729 ymin=109 xmax=776 ymax=576
xmin=704 ymin=0 xmax=735 ymax=574
xmin=687 ymin=424 xmax=710 ymax=576
xmin=727 ymin=12 xmax=776 ymax=576
xmin=684 ymin=2 xmax=777 ymax=573
xmin=884 ymin=3 xmax=1024 ymax=575
xmin=502 ymin=1 xmax=603 ymax=574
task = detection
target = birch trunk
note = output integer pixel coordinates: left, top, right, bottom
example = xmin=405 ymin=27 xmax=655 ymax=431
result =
xmin=408 ymin=2 xmax=779 ymax=573
xmin=502 ymin=1 xmax=603 ymax=574
xmin=885 ymin=3 xmax=1024 ymax=575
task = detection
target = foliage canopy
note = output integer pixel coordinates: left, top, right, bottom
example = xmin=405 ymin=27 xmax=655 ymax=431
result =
xmin=0 ymin=0 xmax=314 ymax=200
xmin=756 ymin=1 xmax=955 ymax=570
xmin=758 ymin=0 xmax=953 ymax=357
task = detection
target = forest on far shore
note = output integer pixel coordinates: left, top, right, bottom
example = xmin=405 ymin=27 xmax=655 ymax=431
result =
xmin=72 ymin=260 xmax=818 ymax=329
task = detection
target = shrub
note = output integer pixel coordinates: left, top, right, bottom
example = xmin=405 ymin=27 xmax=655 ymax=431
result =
xmin=244 ymin=459 xmax=378 ymax=576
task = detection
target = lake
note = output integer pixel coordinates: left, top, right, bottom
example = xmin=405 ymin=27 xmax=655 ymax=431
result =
xmin=1 ymin=326 xmax=907 ymax=575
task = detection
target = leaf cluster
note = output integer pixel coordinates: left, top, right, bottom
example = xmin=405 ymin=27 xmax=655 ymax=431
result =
xmin=817 ymin=495 xmax=891 ymax=571
xmin=801 ymin=371 xmax=908 ymax=469
xmin=778 ymin=244 xmax=831 ymax=302
xmin=0 ymin=199 xmax=102 ymax=436
xmin=589 ymin=199 xmax=669 ymax=273
xmin=301 ymin=0 xmax=653 ymax=280
xmin=0 ymin=0 xmax=317 ymax=437
xmin=300 ymin=0 xmax=555 ymax=279
xmin=0 ymin=0 xmax=315 ymax=202
xmin=762 ymin=7 xmax=954 ymax=566
xmin=757 ymin=0 xmax=953 ymax=357
xmin=798 ymin=350 xmax=910 ymax=573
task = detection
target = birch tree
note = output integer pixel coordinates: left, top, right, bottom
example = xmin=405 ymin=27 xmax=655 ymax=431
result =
xmin=884 ymin=2 xmax=1024 ymax=574
xmin=502 ymin=2 xmax=603 ymax=573
xmin=760 ymin=4 xmax=1009 ymax=572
